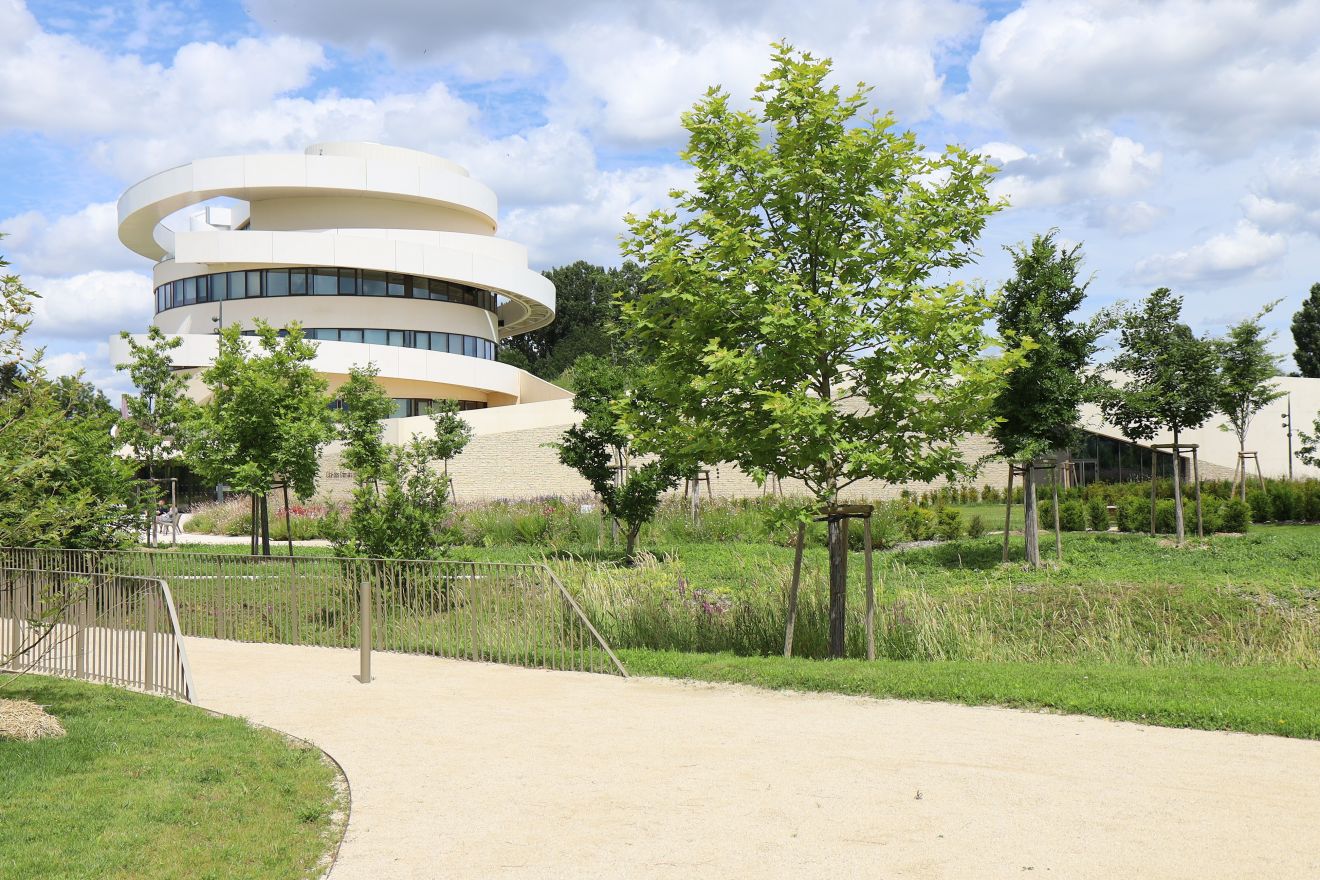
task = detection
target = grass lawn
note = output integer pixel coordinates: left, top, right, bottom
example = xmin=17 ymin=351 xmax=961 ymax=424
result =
xmin=0 ymin=677 xmax=342 ymax=880
xmin=622 ymin=650 xmax=1320 ymax=739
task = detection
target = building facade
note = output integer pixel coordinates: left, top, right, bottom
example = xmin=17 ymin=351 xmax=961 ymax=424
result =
xmin=110 ymin=141 xmax=570 ymax=415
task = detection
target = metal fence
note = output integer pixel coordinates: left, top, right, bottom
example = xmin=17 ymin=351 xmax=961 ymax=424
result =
xmin=1 ymin=567 xmax=196 ymax=702
xmin=0 ymin=548 xmax=626 ymax=678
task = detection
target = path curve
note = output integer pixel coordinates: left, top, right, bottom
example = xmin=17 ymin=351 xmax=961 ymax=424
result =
xmin=183 ymin=638 xmax=1320 ymax=879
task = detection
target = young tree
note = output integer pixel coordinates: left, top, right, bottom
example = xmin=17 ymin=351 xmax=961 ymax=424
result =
xmin=1101 ymin=288 xmax=1219 ymax=544
xmin=428 ymin=400 xmax=473 ymax=481
xmin=620 ymin=44 xmax=1019 ymax=656
xmin=116 ymin=327 xmax=188 ymax=544
xmin=0 ymin=244 xmax=137 ymax=549
xmin=1216 ymin=302 xmax=1284 ymax=497
xmin=555 ymin=355 xmax=680 ymax=559
xmin=184 ymin=321 xmax=336 ymax=554
xmin=1290 ymin=283 xmax=1320 ymax=378
xmin=990 ymin=232 xmax=1106 ymax=567
xmin=329 ymin=364 xmax=461 ymax=560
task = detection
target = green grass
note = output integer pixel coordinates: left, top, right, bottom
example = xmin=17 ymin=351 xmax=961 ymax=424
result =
xmin=0 ymin=677 xmax=342 ymax=880
xmin=622 ymin=649 xmax=1320 ymax=739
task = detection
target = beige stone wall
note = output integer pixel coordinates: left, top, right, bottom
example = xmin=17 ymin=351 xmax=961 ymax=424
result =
xmin=317 ymin=419 xmax=1013 ymax=503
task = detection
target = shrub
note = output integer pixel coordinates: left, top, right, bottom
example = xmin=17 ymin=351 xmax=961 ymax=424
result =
xmin=1199 ymin=496 xmax=1221 ymax=534
xmin=1037 ymin=499 xmax=1054 ymax=529
xmin=1302 ymin=483 xmax=1320 ymax=521
xmin=1154 ymin=499 xmax=1177 ymax=534
xmin=1116 ymin=496 xmax=1147 ymax=533
xmin=966 ymin=514 xmax=986 ymax=539
xmin=936 ymin=508 xmax=963 ymax=541
xmin=1059 ymin=500 xmax=1087 ymax=532
xmin=1219 ymin=498 xmax=1251 ymax=532
xmin=1268 ymin=482 xmax=1299 ymax=521
xmin=900 ymin=506 xmax=936 ymax=541
xmin=1247 ymin=489 xmax=1272 ymax=523
xmin=1086 ymin=496 xmax=1109 ymax=531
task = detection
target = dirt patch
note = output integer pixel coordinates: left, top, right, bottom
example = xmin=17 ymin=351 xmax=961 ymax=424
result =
xmin=0 ymin=697 xmax=67 ymax=741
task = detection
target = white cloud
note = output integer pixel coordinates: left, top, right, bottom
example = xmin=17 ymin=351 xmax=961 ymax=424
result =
xmin=1086 ymin=200 xmax=1168 ymax=237
xmin=984 ymin=129 xmax=1162 ymax=209
xmin=1242 ymin=148 xmax=1320 ymax=236
xmin=27 ymin=270 xmax=153 ymax=342
xmin=0 ymin=202 xmax=149 ymax=277
xmin=1128 ymin=221 xmax=1286 ymax=286
xmin=952 ymin=0 xmax=1320 ymax=155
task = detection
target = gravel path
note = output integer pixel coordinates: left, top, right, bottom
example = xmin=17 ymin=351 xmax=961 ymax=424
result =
xmin=183 ymin=638 xmax=1320 ymax=879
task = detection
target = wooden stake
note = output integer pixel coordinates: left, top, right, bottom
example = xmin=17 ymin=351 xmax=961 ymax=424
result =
xmin=863 ymin=514 xmax=875 ymax=661
xmin=783 ymin=522 xmax=806 ymax=658
xmin=1002 ymin=466 xmax=1015 ymax=564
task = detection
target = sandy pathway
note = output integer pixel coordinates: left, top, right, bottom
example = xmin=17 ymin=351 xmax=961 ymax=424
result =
xmin=183 ymin=638 xmax=1320 ymax=879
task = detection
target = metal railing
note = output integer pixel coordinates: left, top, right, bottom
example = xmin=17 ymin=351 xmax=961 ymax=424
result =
xmin=0 ymin=549 xmax=626 ymax=678
xmin=1 ymin=567 xmax=196 ymax=702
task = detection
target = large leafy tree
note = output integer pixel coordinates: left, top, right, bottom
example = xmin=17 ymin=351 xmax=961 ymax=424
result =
xmin=1290 ymin=283 xmax=1320 ymax=378
xmin=1215 ymin=301 xmax=1284 ymax=496
xmin=620 ymin=44 xmax=1020 ymax=657
xmin=183 ymin=321 xmax=336 ymax=554
xmin=555 ymin=355 xmax=680 ymax=559
xmin=0 ymin=241 xmax=137 ymax=549
xmin=116 ymin=326 xmax=189 ymax=544
xmin=498 ymin=261 xmax=645 ymax=379
xmin=329 ymin=364 xmax=463 ymax=560
xmin=1101 ymin=288 xmax=1220 ymax=544
xmin=990 ymin=232 xmax=1106 ymax=567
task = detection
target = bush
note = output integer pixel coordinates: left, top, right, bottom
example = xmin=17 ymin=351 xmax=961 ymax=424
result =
xmin=936 ymin=508 xmax=963 ymax=541
xmin=966 ymin=514 xmax=986 ymax=539
xmin=1302 ymin=483 xmax=1320 ymax=522
xmin=1219 ymin=498 xmax=1251 ymax=532
xmin=1247 ymin=490 xmax=1273 ymax=523
xmin=1154 ymin=499 xmax=1177 ymax=534
xmin=1086 ymin=496 xmax=1110 ymax=531
xmin=1059 ymin=499 xmax=1087 ymax=532
xmin=1268 ymin=482 xmax=1300 ymax=521
xmin=1037 ymin=499 xmax=1054 ymax=529
xmin=1116 ymin=496 xmax=1147 ymax=533
xmin=900 ymin=506 xmax=936 ymax=541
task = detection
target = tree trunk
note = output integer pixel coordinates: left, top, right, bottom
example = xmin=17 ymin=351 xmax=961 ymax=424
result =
xmin=625 ymin=525 xmax=639 ymax=561
xmin=260 ymin=494 xmax=272 ymax=556
xmin=1172 ymin=428 xmax=1185 ymax=546
xmin=250 ymin=494 xmax=259 ymax=555
xmin=827 ymin=515 xmax=849 ymax=659
xmin=1023 ymin=462 xmax=1041 ymax=568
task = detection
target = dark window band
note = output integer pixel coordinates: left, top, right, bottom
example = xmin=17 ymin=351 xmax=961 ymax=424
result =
xmin=155 ymin=267 xmax=499 ymax=314
xmin=241 ymin=327 xmax=496 ymax=361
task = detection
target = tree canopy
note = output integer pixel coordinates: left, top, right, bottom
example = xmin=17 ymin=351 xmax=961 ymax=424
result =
xmin=1215 ymin=301 xmax=1283 ymax=454
xmin=1290 ymin=282 xmax=1320 ymax=378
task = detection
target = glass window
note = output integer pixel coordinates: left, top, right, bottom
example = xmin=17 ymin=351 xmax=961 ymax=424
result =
xmin=464 ymin=336 xmax=477 ymax=357
xmin=364 ymin=329 xmax=388 ymax=345
xmin=429 ymin=278 xmax=449 ymax=301
xmin=414 ymin=331 xmax=429 ymax=350
xmin=340 ymin=329 xmax=363 ymax=343
xmin=339 ymin=268 xmax=357 ymax=295
xmin=448 ymin=334 xmax=463 ymax=354
xmin=182 ymin=277 xmax=197 ymax=305
xmin=208 ymin=274 xmax=225 ymax=301
xmin=387 ymin=274 xmax=406 ymax=297
xmin=412 ymin=277 xmax=429 ymax=299
xmin=289 ymin=269 xmax=307 ymax=295
xmin=312 ymin=269 xmax=336 ymax=296
xmin=387 ymin=330 xmax=404 ymax=346
xmin=266 ymin=269 xmax=289 ymax=296
xmin=361 ymin=270 xmax=387 ymax=296
xmin=228 ymin=271 xmax=246 ymax=299
xmin=246 ymin=270 xmax=262 ymax=298
xmin=389 ymin=398 xmax=408 ymax=419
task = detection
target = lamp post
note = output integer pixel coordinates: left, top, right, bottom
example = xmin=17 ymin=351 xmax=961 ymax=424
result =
xmin=1281 ymin=393 xmax=1294 ymax=481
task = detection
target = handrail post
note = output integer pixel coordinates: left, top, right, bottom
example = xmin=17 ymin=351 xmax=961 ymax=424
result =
xmin=357 ymin=577 xmax=372 ymax=684
xmin=8 ymin=574 xmax=25 ymax=671
xmin=144 ymin=584 xmax=157 ymax=692
xmin=75 ymin=595 xmax=88 ymax=679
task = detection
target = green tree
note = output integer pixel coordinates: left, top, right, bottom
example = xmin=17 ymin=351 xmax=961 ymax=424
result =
xmin=328 ymin=364 xmax=460 ymax=560
xmin=1289 ymin=283 xmax=1320 ymax=377
xmin=427 ymin=400 xmax=473 ymax=480
xmin=990 ymin=232 xmax=1107 ymax=567
xmin=1215 ymin=301 xmax=1284 ymax=498
xmin=499 ymin=260 xmax=645 ymax=379
xmin=116 ymin=326 xmax=188 ymax=544
xmin=619 ymin=44 xmax=1019 ymax=656
xmin=555 ymin=355 xmax=680 ymax=559
xmin=1101 ymin=288 xmax=1220 ymax=544
xmin=183 ymin=321 xmax=336 ymax=554
xmin=0 ymin=243 xmax=137 ymax=549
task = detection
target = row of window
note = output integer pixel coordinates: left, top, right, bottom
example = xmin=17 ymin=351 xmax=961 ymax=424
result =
xmin=304 ymin=327 xmax=496 ymax=360
xmin=154 ymin=267 xmax=500 ymax=314
xmin=328 ymin=397 xmax=488 ymax=419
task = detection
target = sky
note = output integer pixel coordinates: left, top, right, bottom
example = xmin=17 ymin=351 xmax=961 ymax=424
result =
xmin=2 ymin=0 xmax=1319 ymax=399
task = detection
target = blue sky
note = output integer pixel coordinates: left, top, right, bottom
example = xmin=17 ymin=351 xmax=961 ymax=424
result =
xmin=2 ymin=0 xmax=1318 ymax=397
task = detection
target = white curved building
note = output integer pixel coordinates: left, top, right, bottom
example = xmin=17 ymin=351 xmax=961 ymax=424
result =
xmin=110 ymin=141 xmax=569 ymax=416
